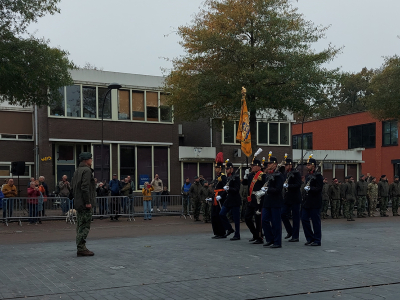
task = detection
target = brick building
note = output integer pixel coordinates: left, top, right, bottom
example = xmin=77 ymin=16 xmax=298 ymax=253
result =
xmin=292 ymin=111 xmax=399 ymax=182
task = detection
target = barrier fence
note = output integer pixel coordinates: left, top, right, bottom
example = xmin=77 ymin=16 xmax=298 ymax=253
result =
xmin=1 ymin=195 xmax=193 ymax=226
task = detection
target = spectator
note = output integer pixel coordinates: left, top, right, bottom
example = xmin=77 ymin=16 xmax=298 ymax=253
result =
xmin=142 ymin=182 xmax=154 ymax=220
xmin=181 ymin=178 xmax=191 ymax=216
xmin=120 ymin=177 xmax=131 ymax=214
xmin=161 ymin=185 xmax=170 ymax=212
xmin=27 ymin=181 xmax=40 ymax=225
xmin=127 ymin=175 xmax=135 ymax=193
xmin=27 ymin=177 xmax=35 ymax=188
xmin=109 ymin=174 xmax=121 ymax=221
xmin=59 ymin=175 xmax=72 ymax=214
xmin=37 ymin=180 xmax=46 ymax=223
xmin=2 ymin=178 xmax=18 ymax=222
xmin=96 ymin=182 xmax=108 ymax=218
xmin=151 ymin=174 xmax=163 ymax=212
xmin=38 ymin=176 xmax=49 ymax=218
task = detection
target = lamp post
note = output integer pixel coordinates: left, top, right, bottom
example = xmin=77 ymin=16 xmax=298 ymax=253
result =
xmin=101 ymin=83 xmax=122 ymax=182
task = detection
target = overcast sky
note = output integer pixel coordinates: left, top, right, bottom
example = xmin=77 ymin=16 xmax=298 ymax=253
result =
xmin=28 ymin=0 xmax=400 ymax=77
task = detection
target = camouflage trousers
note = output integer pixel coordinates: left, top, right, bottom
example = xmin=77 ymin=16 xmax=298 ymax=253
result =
xmin=368 ymin=197 xmax=378 ymax=216
xmin=379 ymin=197 xmax=388 ymax=216
xmin=357 ymin=196 xmax=367 ymax=216
xmin=330 ymin=200 xmax=340 ymax=218
xmin=344 ymin=198 xmax=355 ymax=220
xmin=192 ymin=198 xmax=202 ymax=220
xmin=392 ymin=197 xmax=400 ymax=216
xmin=201 ymin=200 xmax=211 ymax=222
xmin=76 ymin=209 xmax=92 ymax=251
xmin=321 ymin=200 xmax=330 ymax=217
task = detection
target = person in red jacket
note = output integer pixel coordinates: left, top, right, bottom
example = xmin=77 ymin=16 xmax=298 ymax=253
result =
xmin=27 ymin=181 xmax=41 ymax=224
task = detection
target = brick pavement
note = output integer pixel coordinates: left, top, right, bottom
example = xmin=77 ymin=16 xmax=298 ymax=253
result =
xmin=1 ymin=218 xmax=400 ymax=299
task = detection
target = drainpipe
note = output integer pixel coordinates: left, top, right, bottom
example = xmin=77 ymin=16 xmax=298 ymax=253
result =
xmin=34 ymin=105 xmax=39 ymax=179
xmin=210 ymin=118 xmax=213 ymax=147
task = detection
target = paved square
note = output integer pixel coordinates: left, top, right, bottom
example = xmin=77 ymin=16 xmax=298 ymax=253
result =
xmin=1 ymin=217 xmax=400 ymax=299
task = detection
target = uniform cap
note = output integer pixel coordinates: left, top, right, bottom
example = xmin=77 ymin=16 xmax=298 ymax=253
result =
xmin=284 ymin=158 xmax=293 ymax=165
xmin=251 ymin=159 xmax=262 ymax=167
xmin=267 ymin=156 xmax=277 ymax=164
xmin=79 ymin=152 xmax=92 ymax=161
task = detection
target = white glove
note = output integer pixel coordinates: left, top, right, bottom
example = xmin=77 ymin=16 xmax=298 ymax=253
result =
xmin=255 ymin=210 xmax=261 ymax=215
xmin=205 ymin=198 xmax=212 ymax=202
xmin=223 ymin=186 xmax=229 ymax=191
xmin=216 ymin=195 xmax=221 ymax=201
xmin=283 ymin=183 xmax=288 ymax=188
xmin=304 ymin=186 xmax=310 ymax=192
xmin=244 ymin=169 xmax=250 ymax=179
xmin=261 ymin=187 xmax=267 ymax=192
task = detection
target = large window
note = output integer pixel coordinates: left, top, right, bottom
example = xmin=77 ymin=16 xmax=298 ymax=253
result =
xmin=137 ymin=146 xmax=152 ymax=189
xmin=120 ymin=146 xmax=135 ymax=178
xmin=132 ymin=91 xmax=145 ymax=121
xmin=0 ymin=164 xmax=31 ymax=178
xmin=93 ymin=145 xmax=110 ymax=182
xmin=82 ymin=86 xmax=96 ymax=118
xmin=50 ymin=87 xmax=65 ymax=116
xmin=66 ymin=85 xmax=81 ymax=117
xmin=292 ymin=133 xmax=313 ymax=150
xmin=98 ymin=87 xmax=111 ymax=119
xmin=154 ymin=147 xmax=169 ymax=188
xmin=348 ymin=123 xmax=375 ymax=149
xmin=223 ymin=121 xmax=239 ymax=144
xmin=160 ymin=94 xmax=172 ymax=122
xmin=118 ymin=90 xmax=130 ymax=120
xmin=146 ymin=92 xmax=159 ymax=121
xmin=258 ymin=122 xmax=290 ymax=146
xmin=383 ymin=120 xmax=398 ymax=146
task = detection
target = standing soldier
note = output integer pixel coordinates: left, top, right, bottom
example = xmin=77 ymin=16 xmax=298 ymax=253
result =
xmin=343 ymin=176 xmax=357 ymax=221
xmin=389 ymin=175 xmax=400 ymax=216
xmin=219 ymin=160 xmax=241 ymax=240
xmin=328 ymin=178 xmax=341 ymax=219
xmin=211 ymin=152 xmax=227 ymax=239
xmin=367 ymin=177 xmax=378 ymax=217
xmin=200 ymin=181 xmax=213 ymax=223
xmin=243 ymin=154 xmax=265 ymax=244
xmin=301 ymin=155 xmax=323 ymax=246
xmin=189 ymin=176 xmax=203 ymax=221
xmin=378 ymin=175 xmax=390 ymax=217
xmin=321 ymin=178 xmax=330 ymax=219
xmin=355 ymin=174 xmax=368 ymax=218
xmin=340 ymin=177 xmax=348 ymax=218
xmin=72 ymin=152 xmax=96 ymax=257
xmin=281 ymin=157 xmax=302 ymax=242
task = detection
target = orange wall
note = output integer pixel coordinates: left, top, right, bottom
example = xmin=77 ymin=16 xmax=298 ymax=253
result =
xmin=292 ymin=112 xmax=399 ymax=181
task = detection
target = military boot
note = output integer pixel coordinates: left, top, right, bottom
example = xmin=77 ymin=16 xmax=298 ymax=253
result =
xmin=77 ymin=249 xmax=94 ymax=257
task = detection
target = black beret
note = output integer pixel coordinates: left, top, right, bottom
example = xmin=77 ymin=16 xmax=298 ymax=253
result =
xmin=79 ymin=152 xmax=92 ymax=161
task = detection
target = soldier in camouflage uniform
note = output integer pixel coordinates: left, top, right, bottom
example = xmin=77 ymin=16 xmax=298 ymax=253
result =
xmin=189 ymin=176 xmax=203 ymax=221
xmin=340 ymin=177 xmax=348 ymax=217
xmin=389 ymin=175 xmax=400 ymax=216
xmin=200 ymin=181 xmax=213 ymax=223
xmin=367 ymin=177 xmax=378 ymax=217
xmin=355 ymin=174 xmax=368 ymax=218
xmin=72 ymin=152 xmax=96 ymax=257
xmin=321 ymin=178 xmax=330 ymax=219
xmin=378 ymin=175 xmax=389 ymax=217
xmin=343 ymin=176 xmax=356 ymax=221
xmin=328 ymin=178 xmax=341 ymax=219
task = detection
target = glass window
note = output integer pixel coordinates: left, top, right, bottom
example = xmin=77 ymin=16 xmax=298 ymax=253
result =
xmin=154 ymin=147 xmax=169 ymax=188
xmin=98 ymin=87 xmax=111 ymax=119
xmin=66 ymin=85 xmax=81 ymax=117
xmin=132 ymin=91 xmax=145 ymax=121
xmin=120 ymin=146 xmax=135 ymax=179
xmin=137 ymin=146 xmax=152 ymax=189
xmin=223 ymin=121 xmax=235 ymax=143
xmin=82 ymin=86 xmax=96 ymax=118
xmin=323 ymin=163 xmax=333 ymax=181
xmin=93 ymin=145 xmax=110 ymax=182
xmin=18 ymin=135 xmax=33 ymax=140
xmin=280 ymin=123 xmax=289 ymax=145
xmin=146 ymin=92 xmax=159 ymax=121
xmin=383 ymin=120 xmax=398 ymax=146
xmin=1 ymin=134 xmax=17 ymax=139
xmin=50 ymin=87 xmax=65 ymax=116
xmin=348 ymin=123 xmax=375 ymax=149
xmin=118 ymin=90 xmax=130 ymax=120
xmin=160 ymin=94 xmax=172 ymax=122
xmin=292 ymin=133 xmax=313 ymax=150
xmin=23 ymin=166 xmax=30 ymax=176
xmin=0 ymin=166 xmax=10 ymax=176
xmin=58 ymin=145 xmax=74 ymax=162
xmin=258 ymin=122 xmax=268 ymax=144
xmin=335 ymin=164 xmax=345 ymax=183
xmin=269 ymin=123 xmax=279 ymax=145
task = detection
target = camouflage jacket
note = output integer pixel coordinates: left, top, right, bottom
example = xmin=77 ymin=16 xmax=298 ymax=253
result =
xmin=328 ymin=184 xmax=341 ymax=200
xmin=367 ymin=183 xmax=378 ymax=199
xmin=71 ymin=162 xmax=96 ymax=211
xmin=389 ymin=181 xmax=400 ymax=197
xmin=322 ymin=183 xmax=330 ymax=201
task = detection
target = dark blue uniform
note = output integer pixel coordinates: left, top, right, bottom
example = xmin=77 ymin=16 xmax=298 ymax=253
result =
xmin=243 ymin=171 xmax=266 ymax=242
xmin=219 ymin=173 xmax=241 ymax=239
xmin=281 ymin=169 xmax=302 ymax=240
xmin=211 ymin=172 xmax=227 ymax=237
xmin=262 ymin=171 xmax=285 ymax=247
xmin=301 ymin=172 xmax=323 ymax=245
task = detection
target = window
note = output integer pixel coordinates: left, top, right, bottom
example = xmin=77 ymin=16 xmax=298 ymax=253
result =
xmin=146 ymin=92 xmax=158 ymax=121
xmin=154 ymin=147 xmax=169 ymax=188
xmin=223 ymin=121 xmax=239 ymax=144
xmin=50 ymin=87 xmax=65 ymax=116
xmin=98 ymin=87 xmax=111 ymax=119
xmin=137 ymin=146 xmax=152 ymax=189
xmin=18 ymin=135 xmax=33 ymax=140
xmin=0 ymin=164 xmax=30 ymax=177
xmin=58 ymin=145 xmax=74 ymax=162
xmin=82 ymin=86 xmax=96 ymax=118
xmin=258 ymin=122 xmax=290 ymax=145
xmin=93 ymin=145 xmax=110 ymax=182
xmin=292 ymin=133 xmax=313 ymax=150
xmin=383 ymin=120 xmax=398 ymax=146
xmin=66 ymin=85 xmax=81 ymax=117
xmin=0 ymin=166 xmax=10 ymax=177
xmin=120 ymin=146 xmax=136 ymax=179
xmin=132 ymin=91 xmax=145 ymax=120
xmin=347 ymin=164 xmax=357 ymax=178
xmin=348 ymin=123 xmax=375 ymax=149
xmin=118 ymin=90 xmax=130 ymax=120
xmin=160 ymin=94 xmax=172 ymax=122
xmin=1 ymin=134 xmax=17 ymax=139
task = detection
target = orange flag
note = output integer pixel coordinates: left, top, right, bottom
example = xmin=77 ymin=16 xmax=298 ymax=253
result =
xmin=236 ymin=87 xmax=252 ymax=157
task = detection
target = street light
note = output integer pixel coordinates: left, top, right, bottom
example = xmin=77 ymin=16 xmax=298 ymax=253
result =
xmin=101 ymin=83 xmax=122 ymax=182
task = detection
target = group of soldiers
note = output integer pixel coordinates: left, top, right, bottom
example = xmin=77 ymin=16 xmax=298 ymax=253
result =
xmin=321 ymin=174 xmax=400 ymax=220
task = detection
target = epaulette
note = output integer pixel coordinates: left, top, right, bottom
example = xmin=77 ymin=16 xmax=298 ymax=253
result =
xmin=221 ymin=173 xmax=225 ymax=176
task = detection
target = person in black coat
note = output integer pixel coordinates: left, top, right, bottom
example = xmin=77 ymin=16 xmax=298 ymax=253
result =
xmin=242 ymin=159 xmax=266 ymax=244
xmin=262 ymin=156 xmax=285 ymax=248
xmin=302 ymin=156 xmax=324 ymax=246
xmin=219 ymin=160 xmax=241 ymax=240
xmin=211 ymin=161 xmax=227 ymax=239
xmin=281 ymin=158 xmax=302 ymax=242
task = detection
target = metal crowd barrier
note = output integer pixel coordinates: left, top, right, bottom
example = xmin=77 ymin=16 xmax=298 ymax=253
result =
xmin=0 ymin=195 xmax=193 ymax=226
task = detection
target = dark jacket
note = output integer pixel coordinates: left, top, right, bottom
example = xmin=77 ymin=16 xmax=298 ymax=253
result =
xmin=344 ymin=181 xmax=357 ymax=201
xmin=96 ymin=186 xmax=108 ymax=197
xmin=302 ymin=172 xmax=323 ymax=209
xmin=322 ymin=183 xmax=330 ymax=201
xmin=243 ymin=171 xmax=266 ymax=208
xmin=72 ymin=162 xmax=96 ymax=211
xmin=221 ymin=174 xmax=241 ymax=208
xmin=378 ymin=179 xmax=389 ymax=197
xmin=213 ymin=172 xmax=227 ymax=206
xmin=264 ymin=171 xmax=284 ymax=208
xmin=389 ymin=181 xmax=400 ymax=197
xmin=355 ymin=179 xmax=368 ymax=196
xmin=328 ymin=184 xmax=341 ymax=200
xmin=189 ymin=181 xmax=203 ymax=200
xmin=109 ymin=178 xmax=121 ymax=195
xmin=283 ymin=170 xmax=302 ymax=205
